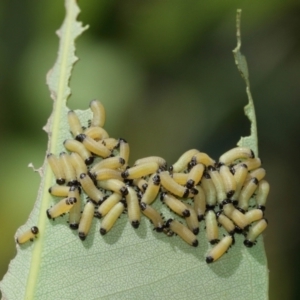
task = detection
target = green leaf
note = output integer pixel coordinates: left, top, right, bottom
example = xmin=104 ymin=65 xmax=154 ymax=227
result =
xmin=0 ymin=5 xmax=268 ymax=300
xmin=233 ymin=9 xmax=259 ymax=157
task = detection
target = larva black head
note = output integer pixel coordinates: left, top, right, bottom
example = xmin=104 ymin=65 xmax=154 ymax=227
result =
xmin=119 ymin=138 xmax=127 ymax=144
xmin=229 ymin=229 xmax=236 ymax=236
xmin=121 ymin=170 xmax=129 ymax=179
xmin=232 ymin=200 xmax=238 ymax=207
xmin=131 ymin=220 xmax=140 ymax=229
xmin=190 ymin=187 xmax=198 ymax=195
xmin=244 ymin=239 xmax=254 ymax=247
xmin=206 ymin=204 xmax=215 ymax=211
xmin=203 ymin=172 xmax=211 ymax=179
xmin=67 ymin=180 xmax=79 ymax=187
xmin=160 ymin=192 xmax=167 ymax=201
xmin=78 ymin=232 xmax=87 ymax=241
xmin=100 ymin=228 xmax=107 ymax=235
xmin=94 ymin=210 xmax=102 ymax=218
xmin=197 ymin=214 xmax=204 ymax=222
xmin=46 ymin=209 xmax=51 ymax=219
xmin=207 ymin=165 xmax=216 ymax=172
xmin=229 ymin=166 xmax=235 ymax=175
xmin=192 ymin=240 xmax=199 ymax=247
xmin=215 ymin=162 xmax=225 ymax=169
xmin=186 ymin=179 xmax=195 ymax=189
xmin=252 ymin=177 xmax=259 ymax=185
xmin=118 ymin=157 xmax=125 ymax=165
xmin=168 ymin=166 xmax=174 ymax=173
xmin=136 ymin=190 xmax=143 ymax=200
xmin=206 ymin=256 xmax=214 ymax=264
xmin=153 ymin=174 xmax=161 ymax=185
xmin=31 ymin=226 xmax=39 ymax=234
xmin=120 ymin=187 xmax=128 ymax=196
xmin=182 ymin=209 xmax=190 ymax=218
xmin=79 ymin=173 xmax=87 ymax=180
xmin=183 ymin=188 xmax=190 ymax=199
xmin=257 ymin=205 xmax=266 ymax=212
xmin=165 ymin=218 xmax=173 ymax=228
xmin=69 ymin=185 xmax=77 ymax=192
xmin=69 ymin=223 xmax=79 ymax=230
xmin=235 ymin=226 xmax=243 ymax=234
xmin=250 ymin=149 xmax=255 ymax=158
xmin=226 ymin=190 xmax=235 ymax=198
xmin=237 ymin=207 xmax=246 ymax=214
xmin=85 ymin=157 xmax=94 ymax=165
xmin=142 ymin=183 xmax=148 ymax=191
xmin=155 ymin=226 xmax=164 ymax=232
xmin=56 ymin=178 xmax=66 ymax=185
xmin=67 ymin=197 xmax=77 ymax=205
xmin=216 ymin=210 xmax=222 ymax=219
xmin=74 ymin=134 xmax=82 ymax=142
xmin=192 ymin=228 xmax=199 ymax=235
xmin=47 ymin=153 xmax=53 ymax=158
xmin=59 ymin=151 xmax=67 ymax=157
xmin=140 ymin=202 xmax=147 ymax=211
xmin=210 ymin=239 xmax=220 ymax=245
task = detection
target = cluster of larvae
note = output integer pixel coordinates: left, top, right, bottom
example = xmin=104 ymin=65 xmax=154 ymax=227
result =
xmin=17 ymin=100 xmax=269 ymax=264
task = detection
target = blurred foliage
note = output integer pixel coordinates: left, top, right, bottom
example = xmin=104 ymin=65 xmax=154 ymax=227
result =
xmin=0 ymin=1 xmax=300 ymax=299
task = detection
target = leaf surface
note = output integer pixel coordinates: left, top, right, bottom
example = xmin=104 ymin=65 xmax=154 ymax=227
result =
xmin=0 ymin=5 xmax=268 ymax=300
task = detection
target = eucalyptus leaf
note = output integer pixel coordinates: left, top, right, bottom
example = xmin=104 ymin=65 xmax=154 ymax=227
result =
xmin=0 ymin=4 xmax=268 ymax=300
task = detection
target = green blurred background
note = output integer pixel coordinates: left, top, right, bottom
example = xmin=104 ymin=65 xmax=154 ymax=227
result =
xmin=0 ymin=1 xmax=299 ymax=299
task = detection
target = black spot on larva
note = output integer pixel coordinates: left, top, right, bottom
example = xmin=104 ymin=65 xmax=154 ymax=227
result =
xmin=232 ymin=200 xmax=238 ymax=207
